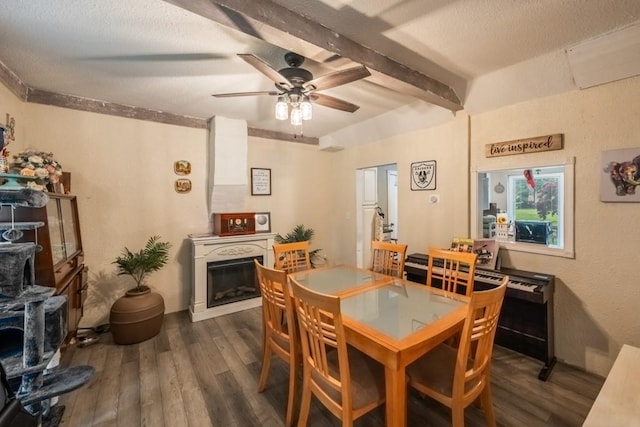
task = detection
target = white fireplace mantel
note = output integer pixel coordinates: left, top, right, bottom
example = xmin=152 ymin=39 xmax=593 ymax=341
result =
xmin=188 ymin=233 xmax=275 ymax=322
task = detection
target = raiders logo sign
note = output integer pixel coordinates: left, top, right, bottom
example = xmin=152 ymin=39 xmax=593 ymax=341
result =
xmin=411 ymin=161 xmax=436 ymax=190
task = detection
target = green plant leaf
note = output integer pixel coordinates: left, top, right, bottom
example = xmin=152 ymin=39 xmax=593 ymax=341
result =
xmin=274 ymin=224 xmax=321 ymax=267
xmin=113 ymin=235 xmax=171 ymax=291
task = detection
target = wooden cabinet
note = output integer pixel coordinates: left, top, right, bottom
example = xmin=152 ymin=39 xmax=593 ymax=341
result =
xmin=0 ymin=194 xmax=86 ymax=339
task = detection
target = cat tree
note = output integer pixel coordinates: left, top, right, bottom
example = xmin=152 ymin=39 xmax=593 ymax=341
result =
xmin=0 ymin=187 xmax=93 ymax=423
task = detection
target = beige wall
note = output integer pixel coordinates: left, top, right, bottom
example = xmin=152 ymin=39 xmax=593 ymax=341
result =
xmin=329 ymin=113 xmax=470 ymax=264
xmin=470 ymin=75 xmax=640 ymax=376
xmin=0 ymin=84 xmax=27 ymax=153
xmin=246 ymin=136 xmax=334 ymax=257
xmin=0 ymin=95 xmax=333 ymax=327
xmin=3 ymin=74 xmax=640 ymax=376
xmin=23 ymin=104 xmax=210 ymax=323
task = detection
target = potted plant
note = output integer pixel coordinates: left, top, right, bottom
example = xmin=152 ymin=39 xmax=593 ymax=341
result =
xmin=275 ymin=224 xmax=322 ymax=266
xmin=109 ymin=235 xmax=171 ymax=345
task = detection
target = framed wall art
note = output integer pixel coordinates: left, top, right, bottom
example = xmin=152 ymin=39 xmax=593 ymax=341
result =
xmin=251 ymin=167 xmax=271 ymax=196
xmin=600 ymin=147 xmax=640 ymax=202
xmin=174 ymin=160 xmax=191 ymax=175
xmin=410 ymin=160 xmax=436 ymax=191
xmin=255 ymin=212 xmax=271 ymax=233
xmin=175 ymin=178 xmax=192 ymax=193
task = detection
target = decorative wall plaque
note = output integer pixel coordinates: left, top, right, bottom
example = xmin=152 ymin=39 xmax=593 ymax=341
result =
xmin=485 ymin=134 xmax=563 ymax=158
xmin=175 ymin=178 xmax=191 ymax=193
xmin=410 ymin=161 xmax=436 ymax=191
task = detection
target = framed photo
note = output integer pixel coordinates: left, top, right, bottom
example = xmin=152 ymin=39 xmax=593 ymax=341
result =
xmin=255 ymin=212 xmax=271 ymax=233
xmin=251 ymin=167 xmax=271 ymax=195
xmin=174 ymin=160 xmax=191 ymax=175
xmin=411 ymin=160 xmax=436 ymax=191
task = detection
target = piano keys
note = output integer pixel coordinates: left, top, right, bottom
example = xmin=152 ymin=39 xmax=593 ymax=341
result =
xmin=404 ymin=253 xmax=557 ymax=381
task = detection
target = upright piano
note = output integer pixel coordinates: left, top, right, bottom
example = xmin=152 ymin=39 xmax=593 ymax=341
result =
xmin=405 ymin=253 xmax=556 ymax=380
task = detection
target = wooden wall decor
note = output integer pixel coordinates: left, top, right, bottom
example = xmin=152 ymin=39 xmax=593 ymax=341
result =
xmin=486 ymin=134 xmax=563 ymax=158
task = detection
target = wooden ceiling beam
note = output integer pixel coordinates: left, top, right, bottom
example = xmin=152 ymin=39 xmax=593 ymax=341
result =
xmin=0 ymin=64 xmax=310 ymax=144
xmin=161 ymin=0 xmax=463 ymax=111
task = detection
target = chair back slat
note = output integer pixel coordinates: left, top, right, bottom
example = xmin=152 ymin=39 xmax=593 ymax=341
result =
xmin=255 ymin=260 xmax=292 ymax=337
xmin=370 ymin=241 xmax=408 ymax=278
xmin=454 ymin=276 xmax=508 ymax=401
xmin=426 ymin=248 xmax=478 ymax=297
xmin=254 ymin=259 xmax=299 ymax=426
xmin=273 ymin=241 xmax=311 ymax=274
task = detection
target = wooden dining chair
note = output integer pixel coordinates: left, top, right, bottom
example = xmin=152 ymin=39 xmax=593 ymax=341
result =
xmin=370 ymin=240 xmax=408 ymax=278
xmin=273 ymin=241 xmax=312 ymax=274
xmin=254 ymin=259 xmax=298 ymax=427
xmin=407 ymin=276 xmax=508 ymax=427
xmin=288 ymin=276 xmax=386 ymax=427
xmin=426 ymin=248 xmax=479 ymax=297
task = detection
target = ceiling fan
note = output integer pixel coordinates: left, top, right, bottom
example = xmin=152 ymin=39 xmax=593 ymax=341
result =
xmin=212 ymin=52 xmax=371 ymax=113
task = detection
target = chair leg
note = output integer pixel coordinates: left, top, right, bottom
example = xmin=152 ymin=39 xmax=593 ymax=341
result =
xmin=297 ymin=371 xmax=312 ymax=427
xmin=341 ymin=411 xmax=354 ymax=427
xmin=480 ymin=383 xmax=497 ymax=427
xmin=285 ymin=358 xmax=297 ymax=427
xmin=257 ymin=341 xmax=272 ymax=392
xmin=452 ymin=407 xmax=465 ymax=427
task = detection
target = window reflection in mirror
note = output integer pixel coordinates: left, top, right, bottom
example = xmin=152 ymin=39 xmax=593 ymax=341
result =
xmin=472 ymin=158 xmax=575 ymax=258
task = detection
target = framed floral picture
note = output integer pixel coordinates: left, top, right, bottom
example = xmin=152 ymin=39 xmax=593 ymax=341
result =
xmin=255 ymin=212 xmax=271 ymax=233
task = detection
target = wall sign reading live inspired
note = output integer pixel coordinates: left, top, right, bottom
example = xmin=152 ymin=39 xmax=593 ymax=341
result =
xmin=485 ymin=134 xmax=563 ymax=158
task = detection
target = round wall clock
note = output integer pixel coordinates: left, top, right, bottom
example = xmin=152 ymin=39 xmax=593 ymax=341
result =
xmin=494 ymin=182 xmax=504 ymax=194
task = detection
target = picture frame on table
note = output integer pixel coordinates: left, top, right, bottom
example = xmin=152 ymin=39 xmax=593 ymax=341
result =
xmin=251 ymin=167 xmax=271 ymax=196
xmin=255 ymin=212 xmax=271 ymax=233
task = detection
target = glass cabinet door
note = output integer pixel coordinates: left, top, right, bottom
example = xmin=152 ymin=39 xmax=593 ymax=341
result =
xmin=59 ymin=197 xmax=78 ymax=256
xmin=47 ymin=199 xmax=66 ymax=265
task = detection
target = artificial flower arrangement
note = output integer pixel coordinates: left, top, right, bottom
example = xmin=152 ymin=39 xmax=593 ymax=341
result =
xmin=11 ymin=150 xmax=63 ymax=191
xmin=0 ymin=125 xmax=10 ymax=173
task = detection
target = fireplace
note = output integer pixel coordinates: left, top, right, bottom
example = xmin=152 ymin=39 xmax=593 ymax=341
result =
xmin=207 ymin=255 xmax=262 ymax=307
xmin=189 ymin=233 xmax=276 ymax=322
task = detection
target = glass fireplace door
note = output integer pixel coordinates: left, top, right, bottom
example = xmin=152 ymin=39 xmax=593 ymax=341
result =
xmin=207 ymin=256 xmax=262 ymax=308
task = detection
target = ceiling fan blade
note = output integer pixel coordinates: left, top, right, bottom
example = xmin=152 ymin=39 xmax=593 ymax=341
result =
xmin=85 ymin=53 xmax=227 ymax=61
xmin=303 ymin=65 xmax=370 ymax=91
xmin=212 ymin=91 xmax=280 ymax=98
xmin=310 ymin=93 xmax=361 ymax=113
xmin=238 ymin=53 xmax=293 ymax=89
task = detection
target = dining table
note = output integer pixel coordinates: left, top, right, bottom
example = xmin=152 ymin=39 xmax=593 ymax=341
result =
xmin=290 ymin=264 xmax=470 ymax=427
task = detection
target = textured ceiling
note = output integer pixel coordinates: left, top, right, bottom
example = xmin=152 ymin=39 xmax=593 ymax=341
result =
xmin=1 ymin=0 xmax=639 ymax=144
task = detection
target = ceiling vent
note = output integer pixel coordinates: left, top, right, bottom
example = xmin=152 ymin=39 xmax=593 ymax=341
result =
xmin=567 ymin=22 xmax=640 ymax=89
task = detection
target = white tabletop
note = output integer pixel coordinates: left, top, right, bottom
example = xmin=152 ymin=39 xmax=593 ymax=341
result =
xmin=583 ymin=344 xmax=640 ymax=426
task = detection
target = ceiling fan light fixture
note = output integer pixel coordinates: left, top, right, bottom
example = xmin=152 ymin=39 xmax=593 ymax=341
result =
xmin=301 ymin=97 xmax=312 ymax=121
xmin=290 ymin=106 xmax=302 ymax=126
xmin=275 ymin=97 xmax=288 ymax=120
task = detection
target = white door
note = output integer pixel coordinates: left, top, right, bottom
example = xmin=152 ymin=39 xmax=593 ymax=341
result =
xmin=387 ymin=170 xmax=398 ymax=240
xmin=356 ymin=168 xmax=378 ymax=268
xmin=362 ymin=168 xmax=378 ymax=205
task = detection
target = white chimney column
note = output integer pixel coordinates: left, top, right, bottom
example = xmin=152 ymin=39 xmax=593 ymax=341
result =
xmin=208 ymin=116 xmax=248 ymax=216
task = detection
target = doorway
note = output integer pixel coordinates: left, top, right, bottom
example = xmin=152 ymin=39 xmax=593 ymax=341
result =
xmin=355 ymin=163 xmax=398 ymax=268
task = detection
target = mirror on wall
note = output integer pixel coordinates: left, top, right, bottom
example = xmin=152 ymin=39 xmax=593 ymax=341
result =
xmin=471 ymin=157 xmax=575 ymax=258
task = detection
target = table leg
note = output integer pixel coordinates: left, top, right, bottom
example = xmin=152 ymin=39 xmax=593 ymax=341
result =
xmin=385 ymin=365 xmax=406 ymax=427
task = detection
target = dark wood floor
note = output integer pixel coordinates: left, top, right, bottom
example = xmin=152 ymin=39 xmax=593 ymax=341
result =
xmin=59 ymin=309 xmax=604 ymax=427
